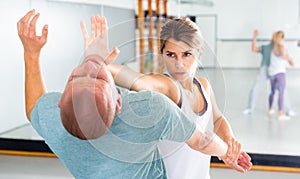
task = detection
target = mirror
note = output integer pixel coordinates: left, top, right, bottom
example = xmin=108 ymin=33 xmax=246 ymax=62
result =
xmin=0 ymin=0 xmax=136 ymax=139
xmin=1 ymin=0 xmax=300 ymax=170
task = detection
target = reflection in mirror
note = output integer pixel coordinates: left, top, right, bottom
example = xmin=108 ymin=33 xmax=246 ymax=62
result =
xmin=1 ymin=0 xmax=300 ymax=170
xmin=0 ymin=124 xmax=42 ymax=140
xmin=0 ymin=0 xmax=135 ymax=140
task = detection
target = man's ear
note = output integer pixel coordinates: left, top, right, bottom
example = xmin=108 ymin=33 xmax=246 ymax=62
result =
xmin=115 ymin=94 xmax=122 ymax=114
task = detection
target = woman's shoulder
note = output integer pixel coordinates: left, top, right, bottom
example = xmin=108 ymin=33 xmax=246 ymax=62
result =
xmin=197 ymin=77 xmax=211 ymax=95
xmin=144 ymin=73 xmax=181 ymax=104
xmin=196 ymin=77 xmax=210 ymax=87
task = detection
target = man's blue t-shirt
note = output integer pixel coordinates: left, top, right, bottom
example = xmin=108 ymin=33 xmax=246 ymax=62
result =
xmin=31 ymin=90 xmax=196 ymax=179
xmin=259 ymin=43 xmax=274 ymax=67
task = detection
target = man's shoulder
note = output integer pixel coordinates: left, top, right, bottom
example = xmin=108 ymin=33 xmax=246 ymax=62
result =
xmin=123 ymin=90 xmax=169 ymax=103
xmin=119 ymin=90 xmax=174 ymax=118
xmin=30 ymin=92 xmax=62 ymax=138
xmin=35 ymin=92 xmax=62 ymax=109
xmin=39 ymin=92 xmax=62 ymax=101
xmin=261 ymin=43 xmax=274 ymax=50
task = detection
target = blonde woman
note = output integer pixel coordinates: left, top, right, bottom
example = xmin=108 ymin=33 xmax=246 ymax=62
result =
xmin=81 ymin=17 xmax=252 ymax=178
xmin=268 ymin=31 xmax=294 ymax=120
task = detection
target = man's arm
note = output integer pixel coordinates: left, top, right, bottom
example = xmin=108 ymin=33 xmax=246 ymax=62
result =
xmin=186 ymin=129 xmax=228 ymax=157
xmin=17 ymin=9 xmax=48 ymax=121
xmin=252 ymin=30 xmax=260 ymax=53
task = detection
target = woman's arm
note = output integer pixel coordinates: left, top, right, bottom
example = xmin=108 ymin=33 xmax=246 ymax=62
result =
xmin=108 ymin=64 xmax=181 ymax=104
xmin=186 ymin=128 xmax=228 ymax=157
xmin=278 ymin=45 xmax=294 ymax=66
xmin=199 ymin=78 xmax=234 ymax=141
xmin=198 ymin=77 xmax=252 ymax=172
xmin=80 ymin=17 xmax=181 ymax=104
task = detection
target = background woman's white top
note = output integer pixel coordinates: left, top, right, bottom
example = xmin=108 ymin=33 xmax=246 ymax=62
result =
xmin=268 ymin=51 xmax=288 ymax=76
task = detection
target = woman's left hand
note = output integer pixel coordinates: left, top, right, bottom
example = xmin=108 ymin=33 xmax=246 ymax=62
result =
xmin=80 ymin=15 xmax=119 ymax=64
xmin=220 ymin=138 xmax=252 ymax=173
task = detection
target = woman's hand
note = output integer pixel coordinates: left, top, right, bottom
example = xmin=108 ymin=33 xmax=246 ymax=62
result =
xmin=219 ymin=138 xmax=252 ymax=173
xmin=80 ymin=15 xmax=119 ymax=64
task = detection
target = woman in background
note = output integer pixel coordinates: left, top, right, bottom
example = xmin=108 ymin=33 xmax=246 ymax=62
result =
xmin=268 ymin=31 xmax=294 ymax=120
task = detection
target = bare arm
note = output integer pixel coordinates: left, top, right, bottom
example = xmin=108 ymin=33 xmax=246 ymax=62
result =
xmin=252 ymin=30 xmax=260 ymax=53
xmin=199 ymin=78 xmax=252 ymax=173
xmin=17 ymin=10 xmax=48 ymax=121
xmin=185 ymin=121 xmax=252 ymax=173
xmin=196 ymin=78 xmax=234 ymax=140
xmin=108 ymin=64 xmax=180 ymax=104
xmin=207 ymin=80 xmax=241 ymax=157
xmin=80 ymin=17 xmax=180 ymax=104
xmin=186 ymin=128 xmax=228 ymax=157
xmin=278 ymin=44 xmax=294 ymax=66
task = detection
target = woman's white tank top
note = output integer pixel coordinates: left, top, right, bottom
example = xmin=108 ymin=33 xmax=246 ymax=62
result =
xmin=158 ymin=78 xmax=213 ymax=179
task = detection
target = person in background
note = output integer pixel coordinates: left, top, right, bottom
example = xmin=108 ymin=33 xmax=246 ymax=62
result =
xmin=244 ymin=30 xmax=294 ymax=116
xmin=268 ymin=31 xmax=294 ymax=120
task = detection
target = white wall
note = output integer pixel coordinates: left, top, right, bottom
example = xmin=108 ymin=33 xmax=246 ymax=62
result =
xmin=168 ymin=0 xmax=300 ymax=68
xmin=0 ymin=0 xmax=135 ymax=133
xmin=169 ymin=0 xmax=299 ymax=39
xmin=48 ymin=0 xmax=135 ymax=10
xmin=217 ymin=41 xmax=300 ymax=68
xmin=46 ymin=0 xmax=300 ymax=68
xmin=0 ymin=0 xmax=31 ymax=134
xmin=1 ymin=0 xmax=299 ymax=134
